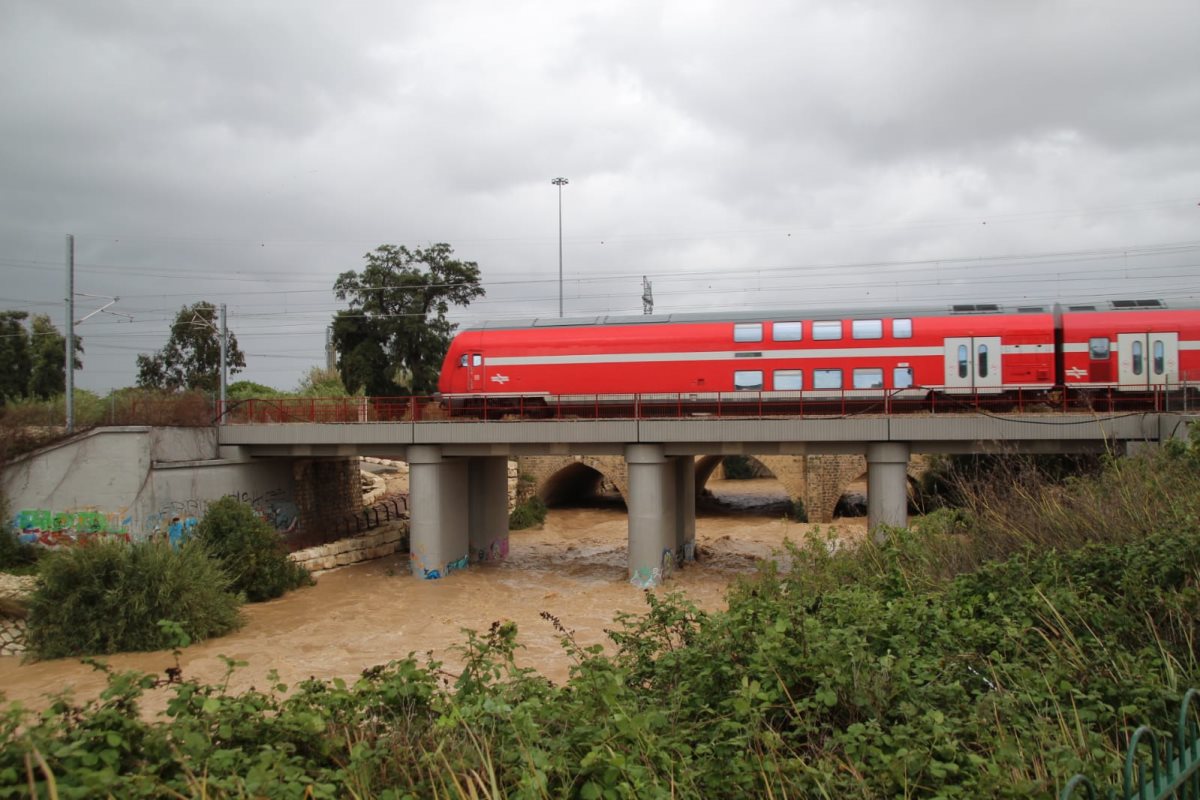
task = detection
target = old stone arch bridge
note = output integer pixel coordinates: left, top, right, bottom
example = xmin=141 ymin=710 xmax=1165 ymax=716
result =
xmin=518 ymin=454 xmax=929 ymax=521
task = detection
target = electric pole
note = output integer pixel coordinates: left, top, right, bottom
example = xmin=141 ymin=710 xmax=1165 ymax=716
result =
xmin=218 ymin=303 xmax=228 ymax=423
xmin=65 ymin=234 xmax=75 ymax=434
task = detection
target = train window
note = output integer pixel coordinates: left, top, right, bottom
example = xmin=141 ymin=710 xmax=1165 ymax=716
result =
xmin=813 ymin=369 xmax=842 ymax=389
xmin=957 ymin=345 xmax=969 ymax=378
xmin=813 ymin=321 xmax=842 ymax=340
xmin=894 ymin=366 xmax=914 ymax=388
xmin=1154 ymin=340 xmax=1165 ymax=375
xmin=893 ymin=318 xmax=912 ymax=338
xmin=773 ymin=321 xmax=803 ymax=341
xmin=472 ymin=354 xmax=483 ymax=367
xmin=734 ymin=323 xmax=763 ymax=343
xmin=459 ymin=355 xmax=468 ymax=367
xmin=1132 ymin=340 xmax=1144 ymax=375
xmin=773 ymin=369 xmax=803 ymax=390
xmin=977 ymin=343 xmax=990 ymax=377
xmin=1089 ymin=338 xmax=1110 ymax=360
xmin=852 ymin=319 xmax=883 ymax=339
xmin=853 ymin=368 xmax=884 ymax=389
xmin=734 ymin=370 xmax=763 ymax=391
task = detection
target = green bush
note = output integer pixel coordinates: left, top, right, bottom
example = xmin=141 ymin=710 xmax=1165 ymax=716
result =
xmin=789 ymin=497 xmax=807 ymax=522
xmin=26 ymin=539 xmax=242 ymax=659
xmin=0 ymin=528 xmax=39 ymax=573
xmin=0 ymin=486 xmax=40 ymax=572
xmin=507 ymin=495 xmax=547 ymax=530
xmin=193 ymin=497 xmax=310 ymax=602
xmin=721 ymin=454 xmax=757 ymax=479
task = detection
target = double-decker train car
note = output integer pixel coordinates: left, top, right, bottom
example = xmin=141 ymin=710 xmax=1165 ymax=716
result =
xmin=436 ymin=300 xmax=1200 ymax=415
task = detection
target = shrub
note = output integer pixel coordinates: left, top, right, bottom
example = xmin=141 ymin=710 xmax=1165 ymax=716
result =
xmin=193 ymin=497 xmax=310 ymax=602
xmin=0 ymin=486 xmax=39 ymax=571
xmin=721 ymin=455 xmax=757 ymax=479
xmin=0 ymin=529 xmax=39 ymax=573
xmin=26 ymin=539 xmax=242 ymax=659
xmin=508 ymin=495 xmax=547 ymax=530
xmin=789 ymin=497 xmax=808 ymax=522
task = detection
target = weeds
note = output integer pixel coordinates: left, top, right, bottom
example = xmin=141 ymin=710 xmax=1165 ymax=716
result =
xmin=508 ymin=496 xmax=548 ymax=530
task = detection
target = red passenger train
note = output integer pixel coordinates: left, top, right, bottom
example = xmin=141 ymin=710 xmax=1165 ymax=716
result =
xmin=437 ymin=300 xmax=1200 ymax=415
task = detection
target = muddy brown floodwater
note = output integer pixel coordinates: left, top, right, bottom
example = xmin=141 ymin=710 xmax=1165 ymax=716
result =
xmin=0 ymin=480 xmax=867 ymax=715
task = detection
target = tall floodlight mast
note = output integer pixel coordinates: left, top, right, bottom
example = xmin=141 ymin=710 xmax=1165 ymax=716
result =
xmin=552 ymin=177 xmax=568 ymax=317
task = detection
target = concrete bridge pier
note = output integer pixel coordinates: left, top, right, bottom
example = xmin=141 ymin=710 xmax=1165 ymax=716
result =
xmin=408 ymin=445 xmax=470 ymax=579
xmin=468 ymin=456 xmax=510 ymax=563
xmin=674 ymin=456 xmax=696 ymax=562
xmin=626 ymin=444 xmax=678 ymax=588
xmin=867 ymin=442 xmax=911 ymax=542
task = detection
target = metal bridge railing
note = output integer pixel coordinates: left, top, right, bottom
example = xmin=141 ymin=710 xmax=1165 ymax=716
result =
xmin=1061 ymin=689 xmax=1200 ymax=800
xmin=217 ymin=384 xmax=1194 ymax=425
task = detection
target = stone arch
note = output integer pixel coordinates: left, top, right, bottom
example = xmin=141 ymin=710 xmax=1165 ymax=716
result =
xmin=805 ymin=455 xmax=867 ymax=523
xmin=517 ymin=455 xmax=629 ymax=507
xmin=694 ymin=454 xmax=807 ymax=516
xmin=693 ymin=455 xmax=724 ymax=491
xmin=820 ymin=455 xmax=935 ymax=523
xmin=540 ymin=462 xmax=607 ymax=506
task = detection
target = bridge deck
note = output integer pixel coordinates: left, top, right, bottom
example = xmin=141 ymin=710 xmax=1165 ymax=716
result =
xmin=218 ymin=412 xmax=1190 ymax=457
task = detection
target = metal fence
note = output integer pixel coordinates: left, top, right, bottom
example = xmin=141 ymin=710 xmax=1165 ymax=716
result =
xmin=280 ymin=493 xmax=409 ymax=552
xmin=217 ymin=385 xmax=1193 ymax=425
xmin=1061 ymin=689 xmax=1200 ymax=799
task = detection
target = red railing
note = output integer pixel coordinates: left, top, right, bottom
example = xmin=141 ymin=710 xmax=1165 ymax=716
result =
xmin=217 ymin=385 xmax=1196 ymax=425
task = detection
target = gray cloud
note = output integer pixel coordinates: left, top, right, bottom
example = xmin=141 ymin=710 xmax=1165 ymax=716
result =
xmin=2 ymin=0 xmax=1198 ymax=392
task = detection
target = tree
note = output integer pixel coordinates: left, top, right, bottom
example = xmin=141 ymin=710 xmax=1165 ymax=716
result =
xmin=294 ymin=366 xmax=353 ymax=397
xmin=332 ymin=243 xmax=484 ymax=395
xmin=28 ymin=314 xmax=83 ymax=400
xmin=136 ymin=302 xmax=246 ymax=392
xmin=0 ymin=311 xmax=31 ymax=402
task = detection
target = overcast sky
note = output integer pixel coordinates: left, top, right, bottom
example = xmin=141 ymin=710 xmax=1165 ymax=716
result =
xmin=3 ymin=1 xmax=1198 ymax=393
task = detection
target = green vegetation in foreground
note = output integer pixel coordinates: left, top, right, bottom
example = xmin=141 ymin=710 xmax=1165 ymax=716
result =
xmin=5 ymin=436 xmax=1200 ymax=797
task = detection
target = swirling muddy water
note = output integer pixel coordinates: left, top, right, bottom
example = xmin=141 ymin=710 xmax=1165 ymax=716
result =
xmin=0 ymin=480 xmax=866 ymax=714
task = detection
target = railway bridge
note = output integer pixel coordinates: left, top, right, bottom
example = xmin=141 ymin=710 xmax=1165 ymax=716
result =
xmin=219 ymin=411 xmax=1192 ymax=587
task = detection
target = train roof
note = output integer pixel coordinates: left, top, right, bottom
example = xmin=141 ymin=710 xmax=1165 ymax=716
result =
xmin=458 ymin=299 xmax=1184 ymax=332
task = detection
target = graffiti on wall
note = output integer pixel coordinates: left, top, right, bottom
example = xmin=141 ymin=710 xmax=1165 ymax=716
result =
xmin=472 ymin=536 xmax=510 ymax=564
xmin=10 ymin=488 xmax=300 ymax=548
xmin=11 ymin=508 xmax=133 ymax=547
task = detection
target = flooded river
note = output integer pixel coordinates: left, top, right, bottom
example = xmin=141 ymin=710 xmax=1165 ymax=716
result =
xmin=0 ymin=480 xmax=866 ymax=714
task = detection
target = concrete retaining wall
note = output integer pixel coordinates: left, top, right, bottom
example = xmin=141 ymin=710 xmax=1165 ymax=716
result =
xmin=3 ymin=428 xmax=361 ymax=545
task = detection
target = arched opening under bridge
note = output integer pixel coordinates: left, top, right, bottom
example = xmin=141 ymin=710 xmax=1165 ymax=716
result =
xmin=538 ymin=461 xmax=626 ymax=510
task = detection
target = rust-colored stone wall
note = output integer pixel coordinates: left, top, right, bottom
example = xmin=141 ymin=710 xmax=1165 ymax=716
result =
xmin=293 ymin=458 xmax=362 ymax=532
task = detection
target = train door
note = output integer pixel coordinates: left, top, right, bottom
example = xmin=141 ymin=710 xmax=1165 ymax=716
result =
xmin=943 ymin=337 xmax=1003 ymax=393
xmin=1116 ymin=332 xmax=1178 ymax=389
xmin=465 ymin=353 xmax=485 ymax=391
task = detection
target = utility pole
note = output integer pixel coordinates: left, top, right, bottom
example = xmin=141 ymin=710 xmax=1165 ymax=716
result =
xmin=552 ymin=177 xmax=568 ymax=317
xmin=218 ymin=303 xmax=228 ymax=424
xmin=642 ymin=276 xmax=654 ymax=315
xmin=65 ymin=234 xmax=75 ymax=434
xmin=325 ymin=325 xmax=336 ymax=371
